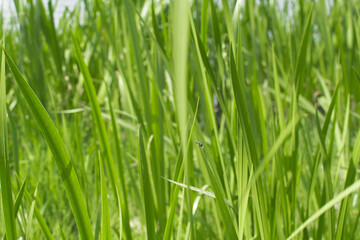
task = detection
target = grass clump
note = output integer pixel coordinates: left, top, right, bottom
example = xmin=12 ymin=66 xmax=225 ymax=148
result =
xmin=1 ymin=0 xmax=360 ymax=239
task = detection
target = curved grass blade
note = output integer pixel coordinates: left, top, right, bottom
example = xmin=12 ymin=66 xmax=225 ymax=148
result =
xmin=334 ymin=123 xmax=360 ymax=240
xmin=287 ymin=179 xmax=360 ymax=240
xmin=1 ymin=45 xmax=94 ymax=240
xmin=238 ymin=115 xmax=300 ymax=221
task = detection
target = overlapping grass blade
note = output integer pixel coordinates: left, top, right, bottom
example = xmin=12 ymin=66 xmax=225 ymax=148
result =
xmin=230 ymin=45 xmax=271 ymax=239
xmin=139 ymin=126 xmax=156 ymax=240
xmin=0 ymin=46 xmax=17 ymax=240
xmin=25 ymin=195 xmax=36 ymax=239
xmin=71 ymin=33 xmax=132 ymax=240
xmin=13 ymin=178 xmax=27 ymax=217
xmin=335 ymin=115 xmax=360 ymax=240
xmin=99 ymin=155 xmax=111 ymax=240
xmin=2 ymin=0 xmax=360 ymax=239
xmin=6 ymin=105 xmax=19 ymax=174
xmin=2 ymin=45 xmax=93 ymax=240
xmin=287 ymin=179 xmax=360 ymax=240
xmin=17 ymin=178 xmax=54 ymax=240
xmin=163 ymin=99 xmax=200 ymax=239
xmin=293 ymin=4 xmax=313 ymax=98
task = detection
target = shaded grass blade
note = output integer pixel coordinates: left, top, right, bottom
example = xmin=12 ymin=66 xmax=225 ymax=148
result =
xmin=0 ymin=46 xmax=17 ymax=240
xmin=139 ymin=126 xmax=156 ymax=240
xmin=294 ymin=4 xmax=313 ymax=98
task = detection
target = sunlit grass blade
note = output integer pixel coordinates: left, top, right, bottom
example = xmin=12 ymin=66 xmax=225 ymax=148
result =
xmin=2 ymin=0 xmax=360 ymax=239
xmin=162 ymin=177 xmax=235 ymax=210
xmin=172 ymin=0 xmax=192 ymax=237
xmin=173 ymin=0 xmax=190 ymax=154
xmin=2 ymin=45 xmax=93 ymax=240
xmin=287 ymin=179 xmax=360 ymax=240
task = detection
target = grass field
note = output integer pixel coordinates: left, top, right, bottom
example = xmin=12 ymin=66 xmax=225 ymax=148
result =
xmin=1 ymin=0 xmax=360 ymax=239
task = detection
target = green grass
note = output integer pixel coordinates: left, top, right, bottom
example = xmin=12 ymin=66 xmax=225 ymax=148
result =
xmin=1 ymin=0 xmax=360 ymax=239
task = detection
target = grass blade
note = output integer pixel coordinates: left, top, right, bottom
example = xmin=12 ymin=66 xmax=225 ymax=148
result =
xmin=13 ymin=178 xmax=27 ymax=217
xmin=287 ymin=179 xmax=360 ymax=240
xmin=71 ymin=33 xmax=132 ymax=240
xmin=294 ymin=4 xmax=313 ymax=97
xmin=0 ymin=44 xmax=17 ymax=240
xmin=2 ymin=45 xmax=94 ymax=240
xmin=99 ymin=155 xmax=111 ymax=240
xmin=139 ymin=126 xmax=156 ymax=240
xmin=163 ymin=177 xmax=235 ymax=210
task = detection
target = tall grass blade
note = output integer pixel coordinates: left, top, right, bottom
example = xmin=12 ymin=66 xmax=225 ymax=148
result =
xmin=0 ymin=46 xmax=17 ymax=240
xmin=1 ymin=45 xmax=93 ymax=240
xmin=13 ymin=178 xmax=27 ymax=217
xmin=139 ymin=126 xmax=156 ymax=239
xmin=163 ymin=99 xmax=199 ymax=240
xmin=99 ymin=155 xmax=111 ymax=240
xmin=294 ymin=4 xmax=313 ymax=98
xmin=71 ymin=33 xmax=132 ymax=240
xmin=287 ymin=179 xmax=360 ymax=240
